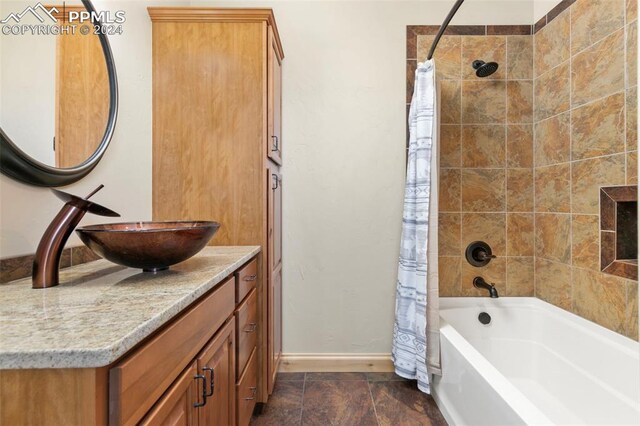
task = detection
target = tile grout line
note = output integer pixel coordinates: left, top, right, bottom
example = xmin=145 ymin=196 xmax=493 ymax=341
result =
xmin=568 ymin=2 xmax=575 ymax=314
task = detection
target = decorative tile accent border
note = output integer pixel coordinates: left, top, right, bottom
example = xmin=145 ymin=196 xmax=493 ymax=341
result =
xmin=0 ymin=246 xmax=101 ymax=284
xmin=600 ymin=186 xmax=638 ymax=280
xmin=534 ymin=0 xmax=577 ymax=33
xmin=407 ymin=24 xmax=532 ymax=60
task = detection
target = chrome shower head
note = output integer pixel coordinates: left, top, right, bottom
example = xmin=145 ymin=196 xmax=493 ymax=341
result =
xmin=472 ymin=60 xmax=499 ymax=78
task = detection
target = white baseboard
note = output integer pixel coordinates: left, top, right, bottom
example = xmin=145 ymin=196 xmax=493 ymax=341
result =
xmin=279 ymin=353 xmax=394 ymax=373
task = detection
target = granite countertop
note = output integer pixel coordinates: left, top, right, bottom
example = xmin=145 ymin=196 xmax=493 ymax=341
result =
xmin=0 ymin=246 xmax=260 ymax=370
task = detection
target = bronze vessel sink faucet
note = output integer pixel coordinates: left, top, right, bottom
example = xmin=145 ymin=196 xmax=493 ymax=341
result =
xmin=32 ymin=185 xmax=119 ymax=289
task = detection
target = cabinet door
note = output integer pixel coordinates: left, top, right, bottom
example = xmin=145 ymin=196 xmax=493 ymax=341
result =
xmin=267 ymin=28 xmax=283 ymax=166
xmin=196 ymin=321 xmax=236 ymax=426
xmin=140 ymin=362 xmax=198 ymax=426
xmin=267 ymin=169 xmax=283 ymax=393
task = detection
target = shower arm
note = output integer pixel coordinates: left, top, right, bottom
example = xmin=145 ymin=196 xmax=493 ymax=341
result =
xmin=426 ymin=0 xmax=466 ymax=60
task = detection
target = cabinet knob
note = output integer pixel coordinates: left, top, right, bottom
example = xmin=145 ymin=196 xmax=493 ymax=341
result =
xmin=202 ymin=366 xmax=215 ymax=397
xmin=193 ymin=374 xmax=208 ymax=407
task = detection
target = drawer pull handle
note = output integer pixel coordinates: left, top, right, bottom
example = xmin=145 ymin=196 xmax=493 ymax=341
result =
xmin=243 ymin=274 xmax=257 ymax=282
xmin=244 ymin=386 xmax=258 ymax=400
xmin=202 ymin=366 xmax=215 ymax=397
xmin=244 ymin=323 xmax=257 ymax=333
xmin=271 ymin=135 xmax=279 ymax=152
xmin=194 ymin=374 xmax=208 ymax=407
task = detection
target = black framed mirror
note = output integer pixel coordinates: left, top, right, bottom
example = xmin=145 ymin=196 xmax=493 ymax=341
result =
xmin=0 ymin=0 xmax=118 ymax=187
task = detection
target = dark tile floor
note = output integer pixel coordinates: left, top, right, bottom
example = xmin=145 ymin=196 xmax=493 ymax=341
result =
xmin=250 ymin=372 xmax=448 ymax=426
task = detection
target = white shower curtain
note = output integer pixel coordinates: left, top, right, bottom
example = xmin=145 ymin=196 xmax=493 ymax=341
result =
xmin=392 ymin=58 xmax=441 ymax=394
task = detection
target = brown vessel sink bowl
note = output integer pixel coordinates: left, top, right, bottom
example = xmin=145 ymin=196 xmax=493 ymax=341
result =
xmin=76 ymin=221 xmax=220 ymax=272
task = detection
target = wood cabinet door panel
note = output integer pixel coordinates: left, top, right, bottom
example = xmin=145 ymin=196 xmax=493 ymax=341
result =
xmin=196 ymin=320 xmax=236 ymax=426
xmin=267 ymin=167 xmax=283 ymax=393
xmin=236 ymin=348 xmax=258 ymax=426
xmin=267 ymin=27 xmax=283 ymax=166
xmin=235 ymin=258 xmax=258 ymax=303
xmin=235 ymin=288 xmax=258 ymax=379
xmin=140 ymin=362 xmax=198 ymax=426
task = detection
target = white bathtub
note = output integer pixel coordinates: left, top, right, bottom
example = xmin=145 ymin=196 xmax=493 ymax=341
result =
xmin=432 ymin=297 xmax=640 ymax=426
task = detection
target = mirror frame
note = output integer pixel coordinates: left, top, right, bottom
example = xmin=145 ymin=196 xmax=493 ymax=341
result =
xmin=0 ymin=0 xmax=118 ymax=187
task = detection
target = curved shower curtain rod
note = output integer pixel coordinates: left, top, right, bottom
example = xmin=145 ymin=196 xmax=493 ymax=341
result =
xmin=426 ymin=0 xmax=465 ymax=60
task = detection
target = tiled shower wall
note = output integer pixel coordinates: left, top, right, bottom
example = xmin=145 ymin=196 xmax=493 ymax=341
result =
xmin=407 ymin=25 xmax=537 ymax=298
xmin=533 ymin=0 xmax=638 ymax=339
xmin=407 ymin=0 xmax=639 ymax=340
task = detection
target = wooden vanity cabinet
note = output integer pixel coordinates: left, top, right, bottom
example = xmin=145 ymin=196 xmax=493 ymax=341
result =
xmin=149 ymin=7 xmax=284 ymax=404
xmin=140 ymin=362 xmax=198 ymax=426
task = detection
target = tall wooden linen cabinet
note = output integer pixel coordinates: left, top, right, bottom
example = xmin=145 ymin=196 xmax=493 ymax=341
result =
xmin=148 ymin=7 xmax=284 ymax=408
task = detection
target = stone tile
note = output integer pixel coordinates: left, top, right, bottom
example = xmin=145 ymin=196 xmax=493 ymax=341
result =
xmin=461 ymin=213 xmax=506 ymax=255
xmin=535 ymin=163 xmax=571 ymax=213
xmin=625 ymin=280 xmax=639 ymax=340
xmin=439 ymin=256 xmax=462 ymax=296
xmin=627 ymin=151 xmax=638 ymax=184
xmin=251 ymin=380 xmax=304 ymax=426
xmin=462 ymin=36 xmax=507 ymax=80
xmin=440 ymin=125 xmax=461 ymax=168
xmin=0 ymin=250 xmax=71 ymax=284
xmin=535 ymin=257 xmax=572 ymax=310
xmin=462 ymin=81 xmax=507 ymax=124
xmin=571 ymin=29 xmax=625 ymax=107
xmin=369 ymin=381 xmax=447 ymax=426
xmin=573 ymin=268 xmax=628 ymax=334
xmin=438 ymin=213 xmax=461 ymax=256
xmin=461 ymin=169 xmax=506 ymax=212
xmin=572 ymin=214 xmax=600 ymax=270
xmin=301 ymin=380 xmax=377 ymax=425
xmin=507 ymin=213 xmax=534 ymax=256
xmin=534 ymin=9 xmax=570 ymax=77
xmin=627 ymin=87 xmax=638 ymax=151
xmin=417 ymin=35 xmax=462 ymax=80
xmin=534 ymin=112 xmax=570 ymax=166
xmin=461 ymin=125 xmax=506 ymax=168
xmin=571 ymin=154 xmax=626 ymax=214
xmin=507 ymin=35 xmax=533 ymax=80
xmin=571 ymin=93 xmax=626 ymax=160
xmin=571 ymin=0 xmax=625 ymax=55
xmin=507 ymin=81 xmax=533 ymax=123
xmin=487 ymin=25 xmax=532 ymax=36
xmin=507 ymin=168 xmax=534 ymax=212
xmin=506 ymin=257 xmax=535 ymax=296
xmin=441 ymin=80 xmax=461 ymax=124
xmin=628 ymin=0 xmax=638 ymax=23
xmin=70 ymin=245 xmax=101 ymax=266
xmin=462 ymin=257 xmax=506 ymax=297
xmin=366 ymin=372 xmax=410 ymax=382
xmin=305 ymin=372 xmax=367 ymax=381
xmin=535 ymin=213 xmax=571 ymax=263
xmin=507 ymin=125 xmax=533 ymax=168
xmin=627 ymin=20 xmax=637 ymax=88
xmin=547 ymin=0 xmax=577 ymax=23
xmin=535 ymin=61 xmax=570 ymax=121
xmin=407 ymin=60 xmax=417 ymax=104
xmin=277 ymin=373 xmax=306 ymax=381
xmin=534 ymin=15 xmax=547 ymax=34
xmin=439 ymin=169 xmax=461 ymax=212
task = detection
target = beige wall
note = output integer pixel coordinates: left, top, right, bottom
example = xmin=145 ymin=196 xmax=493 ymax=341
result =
xmin=533 ymin=0 xmax=638 ymax=339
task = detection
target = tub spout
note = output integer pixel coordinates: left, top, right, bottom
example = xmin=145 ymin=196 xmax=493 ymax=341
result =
xmin=473 ymin=277 xmax=499 ymax=298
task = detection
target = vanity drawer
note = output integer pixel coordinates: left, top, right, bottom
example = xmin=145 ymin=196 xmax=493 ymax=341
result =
xmin=236 ymin=348 xmax=258 ymax=426
xmin=109 ymin=276 xmax=235 ymax=426
xmin=235 ymin=288 xmax=258 ymax=379
xmin=235 ymin=258 xmax=258 ymax=303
